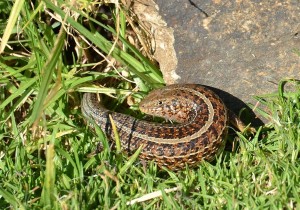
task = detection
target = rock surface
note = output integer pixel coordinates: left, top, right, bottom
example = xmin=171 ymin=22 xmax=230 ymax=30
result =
xmin=155 ymin=0 xmax=300 ymax=123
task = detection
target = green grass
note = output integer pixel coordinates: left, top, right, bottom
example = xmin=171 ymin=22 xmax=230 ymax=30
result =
xmin=0 ymin=1 xmax=300 ymax=209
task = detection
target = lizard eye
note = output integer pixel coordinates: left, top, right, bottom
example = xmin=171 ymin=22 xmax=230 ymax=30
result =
xmin=157 ymin=100 xmax=163 ymax=105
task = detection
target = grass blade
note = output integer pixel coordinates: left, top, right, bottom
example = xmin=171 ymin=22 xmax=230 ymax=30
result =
xmin=0 ymin=0 xmax=25 ymax=53
xmin=30 ymin=27 xmax=66 ymax=127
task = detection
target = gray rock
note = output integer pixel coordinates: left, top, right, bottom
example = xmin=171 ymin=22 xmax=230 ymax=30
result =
xmin=155 ymin=0 xmax=300 ymax=124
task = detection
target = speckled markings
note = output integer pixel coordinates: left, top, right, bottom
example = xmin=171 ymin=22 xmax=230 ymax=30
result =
xmin=81 ymin=84 xmax=228 ymax=170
